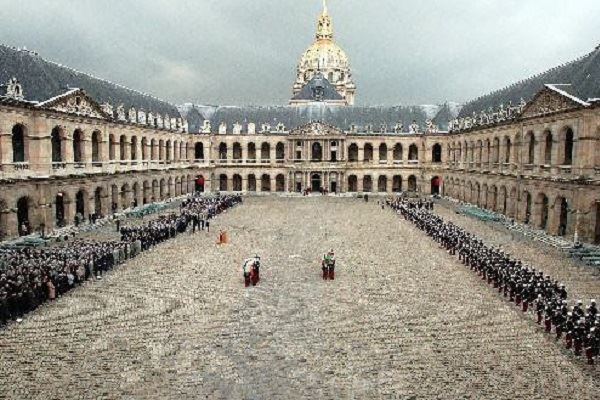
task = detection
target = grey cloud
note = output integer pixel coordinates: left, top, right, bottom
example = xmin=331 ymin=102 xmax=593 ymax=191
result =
xmin=1 ymin=0 xmax=599 ymax=106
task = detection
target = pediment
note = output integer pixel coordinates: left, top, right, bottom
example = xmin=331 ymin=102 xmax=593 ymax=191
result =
xmin=520 ymin=85 xmax=588 ymax=119
xmin=36 ymin=89 xmax=112 ymax=120
xmin=290 ymin=122 xmax=345 ymax=136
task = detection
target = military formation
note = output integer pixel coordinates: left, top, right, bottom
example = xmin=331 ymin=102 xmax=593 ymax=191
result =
xmin=0 ymin=194 xmax=241 ymax=327
xmin=390 ymin=197 xmax=600 ymax=365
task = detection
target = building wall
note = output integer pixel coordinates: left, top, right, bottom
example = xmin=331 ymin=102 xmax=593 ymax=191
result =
xmin=1 ymin=103 xmax=599 ymax=244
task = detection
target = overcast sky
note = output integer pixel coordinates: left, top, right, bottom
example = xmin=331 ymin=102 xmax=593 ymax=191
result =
xmin=1 ymin=0 xmax=599 ymax=106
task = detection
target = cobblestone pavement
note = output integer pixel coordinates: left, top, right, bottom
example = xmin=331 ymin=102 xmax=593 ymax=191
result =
xmin=1 ymin=197 xmax=599 ymax=400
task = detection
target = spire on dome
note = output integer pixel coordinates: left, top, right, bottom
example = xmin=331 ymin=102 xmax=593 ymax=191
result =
xmin=316 ymin=0 xmax=333 ymax=40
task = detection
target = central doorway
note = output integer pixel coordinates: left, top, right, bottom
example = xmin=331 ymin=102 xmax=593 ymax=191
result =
xmin=311 ymin=173 xmax=322 ymax=192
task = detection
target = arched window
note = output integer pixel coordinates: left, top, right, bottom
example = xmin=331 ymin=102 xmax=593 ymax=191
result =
xmin=248 ymin=143 xmax=256 ymax=161
xmin=276 ymin=142 xmax=285 ymax=160
xmin=12 ymin=124 xmax=26 ymax=163
xmin=393 ymin=144 xmax=403 ymax=162
xmin=392 ymin=175 xmax=402 ymax=192
xmin=51 ymin=127 xmax=62 ymax=163
xmin=261 ymin=174 xmax=271 ymax=191
xmin=233 ymin=174 xmax=242 ymax=191
xmin=408 ymin=144 xmax=418 ymax=161
xmin=73 ymin=130 xmax=83 ymax=163
xmin=191 ymin=142 xmax=202 ymax=160
xmin=527 ymin=132 xmax=535 ymax=164
xmin=233 ymin=142 xmax=242 ymax=161
xmin=564 ymin=128 xmax=574 ymax=165
xmin=261 ymin=143 xmax=271 ymax=160
xmin=377 ymin=176 xmax=387 ymax=192
xmin=544 ymin=131 xmax=552 ymax=165
xmin=493 ymin=137 xmax=500 ymax=163
xmin=364 ymin=144 xmax=373 ymax=162
xmin=348 ymin=144 xmax=359 ymax=161
xmin=379 ymin=143 xmax=388 ymax=161
xmin=92 ymin=131 xmax=102 ymax=164
xmin=120 ymin=135 xmax=127 ymax=161
xmin=408 ymin=175 xmax=417 ymax=192
xmin=218 ymin=143 xmax=227 ymax=160
xmin=504 ymin=137 xmax=512 ymax=164
xmin=348 ymin=175 xmax=358 ymax=192
xmin=141 ymin=137 xmax=148 ymax=160
xmin=247 ymin=174 xmax=257 ymax=192
xmin=363 ymin=175 xmax=372 ymax=192
xmin=130 ymin=136 xmax=138 ymax=161
xmin=276 ymin=174 xmax=285 ymax=192
xmin=432 ymin=143 xmax=442 ymax=163
xmin=312 ymin=142 xmax=323 ymax=161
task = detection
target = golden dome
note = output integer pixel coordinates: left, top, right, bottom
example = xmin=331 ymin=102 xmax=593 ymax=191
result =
xmin=298 ymin=0 xmax=349 ymax=71
xmin=299 ymin=39 xmax=349 ymax=71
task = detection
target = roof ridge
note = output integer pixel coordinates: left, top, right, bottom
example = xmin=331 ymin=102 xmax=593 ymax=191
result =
xmin=462 ymin=46 xmax=598 ymax=108
xmin=2 ymin=43 xmax=178 ymax=111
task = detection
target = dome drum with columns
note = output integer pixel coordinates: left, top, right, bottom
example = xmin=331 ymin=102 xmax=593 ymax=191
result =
xmin=291 ymin=0 xmax=356 ymax=106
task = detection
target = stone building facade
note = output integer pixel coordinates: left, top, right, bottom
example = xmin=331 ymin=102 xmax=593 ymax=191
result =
xmin=0 ymin=6 xmax=599 ymax=245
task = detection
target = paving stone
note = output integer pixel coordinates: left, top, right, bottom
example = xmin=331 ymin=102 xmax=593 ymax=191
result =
xmin=0 ymin=197 xmax=598 ymax=399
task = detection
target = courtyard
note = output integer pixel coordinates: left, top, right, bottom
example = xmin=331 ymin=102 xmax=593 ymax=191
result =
xmin=0 ymin=197 xmax=599 ymax=399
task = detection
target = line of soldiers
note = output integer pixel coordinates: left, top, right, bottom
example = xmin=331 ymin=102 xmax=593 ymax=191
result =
xmin=390 ymin=197 xmax=600 ymax=365
xmin=1 ymin=194 xmax=242 ymax=327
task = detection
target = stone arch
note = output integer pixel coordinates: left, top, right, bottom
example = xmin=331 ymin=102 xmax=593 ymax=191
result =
xmin=431 ymin=176 xmax=441 ymax=195
xmin=150 ymin=138 xmax=157 ymax=160
xmin=498 ymin=186 xmax=507 ymax=214
xmin=130 ymin=136 xmax=138 ymax=161
xmin=536 ymin=192 xmax=550 ymax=230
xmin=554 ymin=196 xmax=569 ymax=237
xmin=431 ymin=143 xmax=442 ymax=163
xmin=159 ymin=178 xmax=166 ymax=199
xmin=233 ymin=142 xmax=242 ymax=161
xmin=363 ymin=143 xmax=373 ymax=162
xmin=151 ymin=179 xmax=159 ymax=202
xmin=120 ymin=183 xmax=131 ymax=209
xmin=119 ymin=135 xmax=127 ymax=161
xmin=248 ymin=143 xmax=257 ymax=161
xmin=276 ymin=174 xmax=285 ymax=192
xmin=408 ymin=144 xmax=418 ymax=161
xmin=141 ymin=137 xmax=148 ymax=160
xmin=16 ymin=196 xmax=32 ymax=235
xmin=73 ymin=129 xmax=84 ymax=163
xmin=363 ymin=175 xmax=373 ymax=192
xmin=92 ymin=130 xmax=102 ymax=164
xmin=504 ymin=136 xmax=512 ymax=164
xmin=393 ymin=143 xmax=403 ymax=162
xmin=218 ymin=142 xmax=227 ymax=160
xmin=563 ymin=126 xmax=574 ymax=165
xmin=233 ymin=174 xmax=243 ymax=191
xmin=219 ymin=174 xmax=228 ymax=191
xmin=276 ymin=142 xmax=285 ymax=160
xmin=51 ymin=126 xmax=65 ymax=163
xmin=407 ymin=175 xmax=417 ymax=192
xmin=543 ymin=130 xmax=553 ymax=165
xmin=11 ymin=124 xmax=27 ymax=163
xmin=348 ymin=175 xmax=358 ymax=192
xmin=75 ymin=188 xmax=89 ymax=219
xmin=261 ymin=174 xmax=271 ymax=192
xmin=348 ymin=143 xmax=359 ymax=161
xmin=143 ymin=180 xmax=151 ymax=204
xmin=261 ymin=143 xmax=271 ymax=160
xmin=525 ymin=131 xmax=535 ymax=164
xmin=158 ymin=139 xmax=165 ymax=161
xmin=247 ymin=174 xmax=257 ymax=192
xmin=392 ymin=175 xmax=402 ymax=192
xmin=93 ymin=186 xmax=106 ymax=216
xmin=377 ymin=175 xmax=388 ymax=193
xmin=194 ymin=142 xmax=204 ymax=160
xmin=379 ymin=143 xmax=388 ymax=161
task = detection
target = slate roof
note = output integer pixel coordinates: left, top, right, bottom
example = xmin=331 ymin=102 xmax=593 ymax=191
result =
xmin=459 ymin=45 xmax=600 ymax=118
xmin=185 ymin=104 xmax=435 ymax=134
xmin=0 ymin=44 xmax=181 ymax=117
xmin=291 ymin=73 xmax=344 ymax=102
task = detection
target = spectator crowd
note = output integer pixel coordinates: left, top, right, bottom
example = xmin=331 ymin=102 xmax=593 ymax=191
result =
xmin=390 ymin=197 xmax=599 ymax=365
xmin=0 ymin=194 xmax=241 ymax=327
